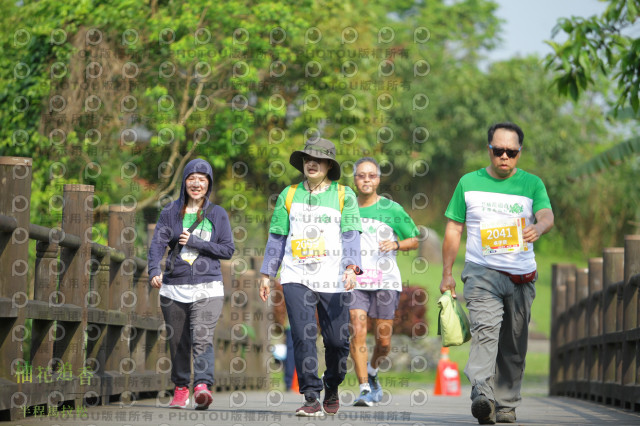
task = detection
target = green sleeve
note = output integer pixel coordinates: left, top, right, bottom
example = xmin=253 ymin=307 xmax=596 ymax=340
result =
xmin=268 ymin=187 xmax=290 ymax=235
xmin=444 ymin=180 xmax=466 ymax=223
xmin=391 ymin=204 xmax=420 ymax=240
xmin=532 ymin=177 xmax=552 ymax=213
xmin=340 ymin=186 xmax=362 ymax=233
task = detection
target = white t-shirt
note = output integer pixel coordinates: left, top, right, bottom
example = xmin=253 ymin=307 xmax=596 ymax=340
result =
xmin=356 ymin=197 xmax=419 ymax=292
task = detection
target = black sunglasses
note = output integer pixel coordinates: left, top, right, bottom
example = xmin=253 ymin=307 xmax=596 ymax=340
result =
xmin=488 ymin=144 xmax=521 ymax=158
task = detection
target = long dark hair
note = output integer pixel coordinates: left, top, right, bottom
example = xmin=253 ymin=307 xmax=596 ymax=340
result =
xmin=180 ymin=201 xmax=205 ymax=221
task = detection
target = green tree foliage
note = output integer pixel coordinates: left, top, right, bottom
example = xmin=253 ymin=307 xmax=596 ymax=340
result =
xmin=569 ymin=135 xmax=640 ymax=179
xmin=1 ymin=0 xmax=631 ymax=257
xmin=545 ymin=0 xmax=640 ymax=113
xmin=0 ymin=0 xmax=505 ymax=255
xmin=543 ymin=0 xmax=640 ymax=240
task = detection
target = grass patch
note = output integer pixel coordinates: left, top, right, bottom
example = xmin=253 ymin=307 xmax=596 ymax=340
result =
xmin=523 ymin=352 xmax=550 ymax=385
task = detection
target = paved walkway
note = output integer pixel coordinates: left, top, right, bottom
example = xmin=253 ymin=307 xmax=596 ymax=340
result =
xmin=8 ymin=387 xmax=640 ymax=425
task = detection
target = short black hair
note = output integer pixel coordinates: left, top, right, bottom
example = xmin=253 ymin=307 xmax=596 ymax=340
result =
xmin=488 ymin=122 xmax=524 ymax=146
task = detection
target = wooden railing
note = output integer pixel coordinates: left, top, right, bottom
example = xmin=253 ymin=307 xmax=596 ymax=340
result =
xmin=0 ymin=156 xmax=270 ymax=421
xmin=550 ymin=235 xmax=640 ymax=411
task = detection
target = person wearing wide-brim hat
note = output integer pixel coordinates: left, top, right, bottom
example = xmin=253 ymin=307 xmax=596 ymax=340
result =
xmin=288 ymin=137 xmax=341 ymax=181
xmin=259 ymin=137 xmax=363 ymax=417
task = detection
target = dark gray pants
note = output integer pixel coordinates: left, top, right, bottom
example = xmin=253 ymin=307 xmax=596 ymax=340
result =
xmin=462 ymin=262 xmax=536 ymax=410
xmin=160 ymin=295 xmax=223 ymax=387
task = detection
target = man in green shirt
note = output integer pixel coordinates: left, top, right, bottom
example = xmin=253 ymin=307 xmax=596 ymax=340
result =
xmin=440 ymin=122 xmax=554 ymax=424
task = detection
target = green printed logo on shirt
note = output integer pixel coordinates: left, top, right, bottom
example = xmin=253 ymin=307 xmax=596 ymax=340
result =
xmin=509 ymin=203 xmax=524 ymax=214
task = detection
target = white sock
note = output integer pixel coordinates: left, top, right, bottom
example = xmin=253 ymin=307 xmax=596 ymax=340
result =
xmin=360 ymin=383 xmax=371 ymax=393
xmin=367 ymin=363 xmax=379 ymax=377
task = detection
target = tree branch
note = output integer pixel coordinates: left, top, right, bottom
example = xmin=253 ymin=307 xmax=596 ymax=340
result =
xmin=131 ymin=7 xmax=215 ymax=213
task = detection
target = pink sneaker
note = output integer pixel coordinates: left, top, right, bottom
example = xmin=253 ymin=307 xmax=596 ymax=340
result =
xmin=169 ymin=386 xmax=189 ymax=409
xmin=194 ymin=383 xmax=213 ymax=410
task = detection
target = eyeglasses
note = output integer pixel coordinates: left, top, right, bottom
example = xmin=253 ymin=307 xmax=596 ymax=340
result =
xmin=488 ymin=144 xmax=521 ymax=158
xmin=355 ymin=173 xmax=379 ymax=180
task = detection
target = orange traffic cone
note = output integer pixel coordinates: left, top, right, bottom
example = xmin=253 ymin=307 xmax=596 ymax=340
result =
xmin=433 ymin=347 xmax=461 ymax=396
xmin=291 ymin=368 xmax=299 ymax=393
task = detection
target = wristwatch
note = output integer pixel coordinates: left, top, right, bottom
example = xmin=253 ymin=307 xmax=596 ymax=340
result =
xmin=346 ymin=264 xmax=363 ymax=275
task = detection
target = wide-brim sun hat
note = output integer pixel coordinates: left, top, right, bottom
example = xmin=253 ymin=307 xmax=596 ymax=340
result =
xmin=289 ymin=137 xmax=341 ymax=181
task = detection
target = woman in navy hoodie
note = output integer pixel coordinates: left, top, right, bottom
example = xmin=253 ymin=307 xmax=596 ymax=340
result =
xmin=148 ymin=158 xmax=234 ymax=410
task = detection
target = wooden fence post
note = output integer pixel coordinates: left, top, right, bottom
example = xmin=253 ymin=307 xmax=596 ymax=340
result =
xmin=56 ymin=184 xmax=94 ymax=407
xmin=564 ymin=271 xmax=577 ymax=396
xmin=30 ymin=241 xmax=59 ymax=370
xmin=104 ymin=205 xmax=135 ymax=400
xmin=0 ymin=157 xmax=32 ymax=420
xmin=143 ymin=223 xmax=168 ymax=395
xmin=550 ymin=263 xmax=575 ymax=395
xmin=587 ymin=257 xmax=603 ymax=402
xmin=131 ymin=263 xmax=148 ymax=383
xmin=576 ymin=269 xmax=589 ymax=340
xmin=602 ymin=247 xmax=624 ymax=406
xmin=145 ymin=224 xmax=159 ymax=320
xmin=622 ymin=235 xmax=640 ymax=410
xmin=575 ymin=268 xmax=589 ymax=397
xmin=86 ymin=244 xmax=110 ymax=404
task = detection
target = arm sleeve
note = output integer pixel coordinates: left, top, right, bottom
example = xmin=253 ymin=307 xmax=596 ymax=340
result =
xmin=186 ymin=207 xmax=235 ymax=260
xmin=260 ymin=233 xmax=287 ymax=277
xmin=532 ymin=178 xmax=552 ymax=213
xmin=444 ymin=180 xmax=466 ymax=223
xmin=268 ymin=188 xmax=291 ymax=235
xmin=391 ymin=204 xmax=420 ymax=240
xmin=341 ymin=229 xmax=362 ymax=270
xmin=147 ymin=209 xmax=173 ymax=280
xmin=340 ymin=186 xmax=363 ymax=233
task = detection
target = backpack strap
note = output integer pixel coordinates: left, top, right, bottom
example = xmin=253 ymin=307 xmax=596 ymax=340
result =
xmin=285 ymin=184 xmax=298 ymax=215
xmin=337 ymin=184 xmax=345 ymax=213
xmin=168 ymin=202 xmax=215 ymax=271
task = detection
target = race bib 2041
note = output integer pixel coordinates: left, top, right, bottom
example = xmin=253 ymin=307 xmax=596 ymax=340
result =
xmin=480 ymin=217 xmax=528 ymax=256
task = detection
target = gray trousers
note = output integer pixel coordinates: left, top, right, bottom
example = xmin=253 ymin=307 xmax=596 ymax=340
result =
xmin=462 ymin=262 xmax=536 ymax=410
xmin=160 ymin=296 xmax=223 ymax=387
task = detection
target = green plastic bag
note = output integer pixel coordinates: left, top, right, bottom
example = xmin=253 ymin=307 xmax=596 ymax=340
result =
xmin=437 ymin=291 xmax=472 ymax=347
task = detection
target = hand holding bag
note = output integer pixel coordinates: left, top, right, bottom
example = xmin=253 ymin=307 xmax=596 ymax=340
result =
xmin=437 ymin=290 xmax=472 ymax=347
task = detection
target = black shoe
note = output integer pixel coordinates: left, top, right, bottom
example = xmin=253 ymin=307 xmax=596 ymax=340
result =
xmin=471 ymin=395 xmax=496 ymax=425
